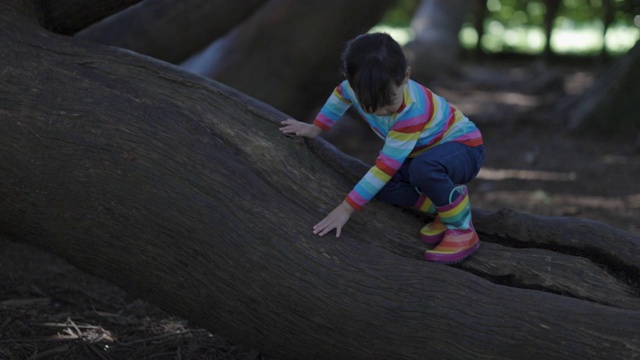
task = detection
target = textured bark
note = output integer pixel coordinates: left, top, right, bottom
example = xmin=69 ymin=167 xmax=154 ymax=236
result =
xmin=75 ymin=0 xmax=265 ymax=64
xmin=2 ymin=3 xmax=640 ymax=359
xmin=180 ymin=0 xmax=398 ymax=119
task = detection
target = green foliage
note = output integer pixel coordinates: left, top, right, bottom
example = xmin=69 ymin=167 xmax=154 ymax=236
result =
xmin=381 ymin=0 xmax=639 ymax=27
xmin=484 ymin=0 xmax=607 ymax=26
xmin=476 ymin=0 xmax=640 ymax=54
xmin=378 ymin=0 xmax=421 ymax=27
xmin=379 ymin=0 xmax=640 ymax=55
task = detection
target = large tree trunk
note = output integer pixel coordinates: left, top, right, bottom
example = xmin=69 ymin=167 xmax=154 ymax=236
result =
xmin=2 ymin=2 xmax=640 ymax=359
xmin=564 ymin=40 xmax=640 ymax=137
xmin=74 ymin=0 xmax=265 ymax=65
xmin=180 ymin=0 xmax=397 ymax=119
xmin=404 ymin=0 xmax=470 ymax=80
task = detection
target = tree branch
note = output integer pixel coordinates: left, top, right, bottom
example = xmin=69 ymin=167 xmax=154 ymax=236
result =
xmin=39 ymin=0 xmax=143 ymax=35
xmin=75 ymin=0 xmax=265 ymax=64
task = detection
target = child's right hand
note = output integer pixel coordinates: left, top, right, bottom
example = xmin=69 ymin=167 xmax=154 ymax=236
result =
xmin=279 ymin=119 xmax=321 ymax=139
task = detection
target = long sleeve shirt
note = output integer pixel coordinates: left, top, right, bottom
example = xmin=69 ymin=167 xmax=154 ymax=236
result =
xmin=313 ymin=79 xmax=483 ymax=211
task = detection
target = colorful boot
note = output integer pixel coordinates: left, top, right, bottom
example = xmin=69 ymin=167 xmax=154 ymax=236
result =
xmin=424 ymin=185 xmax=480 ymax=263
xmin=414 ymin=194 xmax=445 ymax=245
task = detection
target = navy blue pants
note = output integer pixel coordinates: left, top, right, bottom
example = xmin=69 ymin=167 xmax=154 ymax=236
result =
xmin=375 ymin=143 xmax=484 ymax=207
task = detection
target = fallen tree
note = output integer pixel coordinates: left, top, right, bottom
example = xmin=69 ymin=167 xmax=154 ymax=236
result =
xmin=1 ymin=2 xmax=640 ymax=359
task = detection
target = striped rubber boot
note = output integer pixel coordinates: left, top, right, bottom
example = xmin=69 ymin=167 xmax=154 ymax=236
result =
xmin=424 ymin=185 xmax=480 ymax=263
xmin=414 ymin=194 xmax=445 ymax=245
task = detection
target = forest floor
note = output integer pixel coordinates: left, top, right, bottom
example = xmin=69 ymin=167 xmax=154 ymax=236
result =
xmin=1 ymin=57 xmax=639 ymax=359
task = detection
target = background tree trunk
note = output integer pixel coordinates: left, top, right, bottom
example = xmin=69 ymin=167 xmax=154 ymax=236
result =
xmin=2 ymin=2 xmax=640 ymax=359
xmin=404 ymin=0 xmax=470 ymax=80
xmin=75 ymin=0 xmax=265 ymax=65
xmin=180 ymin=0 xmax=397 ymax=119
xmin=564 ymin=40 xmax=640 ymax=137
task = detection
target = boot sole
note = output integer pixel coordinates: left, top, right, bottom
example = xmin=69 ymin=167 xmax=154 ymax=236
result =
xmin=423 ymin=242 xmax=480 ymax=264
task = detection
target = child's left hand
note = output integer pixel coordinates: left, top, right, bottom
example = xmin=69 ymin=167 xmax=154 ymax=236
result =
xmin=313 ymin=201 xmax=355 ymax=237
xmin=279 ymin=119 xmax=322 ymax=138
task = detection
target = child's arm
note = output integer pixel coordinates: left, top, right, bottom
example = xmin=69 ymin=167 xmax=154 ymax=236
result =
xmin=280 ymin=118 xmax=354 ymax=237
xmin=279 ymin=119 xmax=322 ymax=139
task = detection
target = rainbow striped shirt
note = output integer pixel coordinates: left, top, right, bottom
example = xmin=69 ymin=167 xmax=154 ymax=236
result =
xmin=313 ymin=79 xmax=483 ymax=211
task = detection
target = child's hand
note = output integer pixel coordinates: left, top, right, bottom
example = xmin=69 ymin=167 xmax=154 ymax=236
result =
xmin=279 ymin=119 xmax=321 ymax=138
xmin=313 ymin=201 xmax=355 ymax=237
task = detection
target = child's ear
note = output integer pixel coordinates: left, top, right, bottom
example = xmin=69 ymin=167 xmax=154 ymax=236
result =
xmin=404 ymin=67 xmax=411 ymax=84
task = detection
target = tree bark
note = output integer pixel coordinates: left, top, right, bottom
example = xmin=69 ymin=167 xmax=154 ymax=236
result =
xmin=180 ymin=0 xmax=398 ymax=119
xmin=564 ymin=40 xmax=640 ymax=137
xmin=2 ymin=3 xmax=640 ymax=359
xmin=75 ymin=0 xmax=265 ymax=65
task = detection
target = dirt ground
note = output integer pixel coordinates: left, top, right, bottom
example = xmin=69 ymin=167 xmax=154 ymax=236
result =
xmin=1 ymin=59 xmax=639 ymax=359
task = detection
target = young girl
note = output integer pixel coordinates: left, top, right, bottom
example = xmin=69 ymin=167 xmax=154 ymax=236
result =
xmin=280 ymin=33 xmax=484 ymax=263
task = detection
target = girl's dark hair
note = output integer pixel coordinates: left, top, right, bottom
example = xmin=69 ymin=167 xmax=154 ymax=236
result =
xmin=341 ymin=32 xmax=407 ymax=112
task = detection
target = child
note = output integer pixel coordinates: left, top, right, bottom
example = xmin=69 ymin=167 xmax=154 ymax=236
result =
xmin=279 ymin=33 xmax=484 ymax=263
